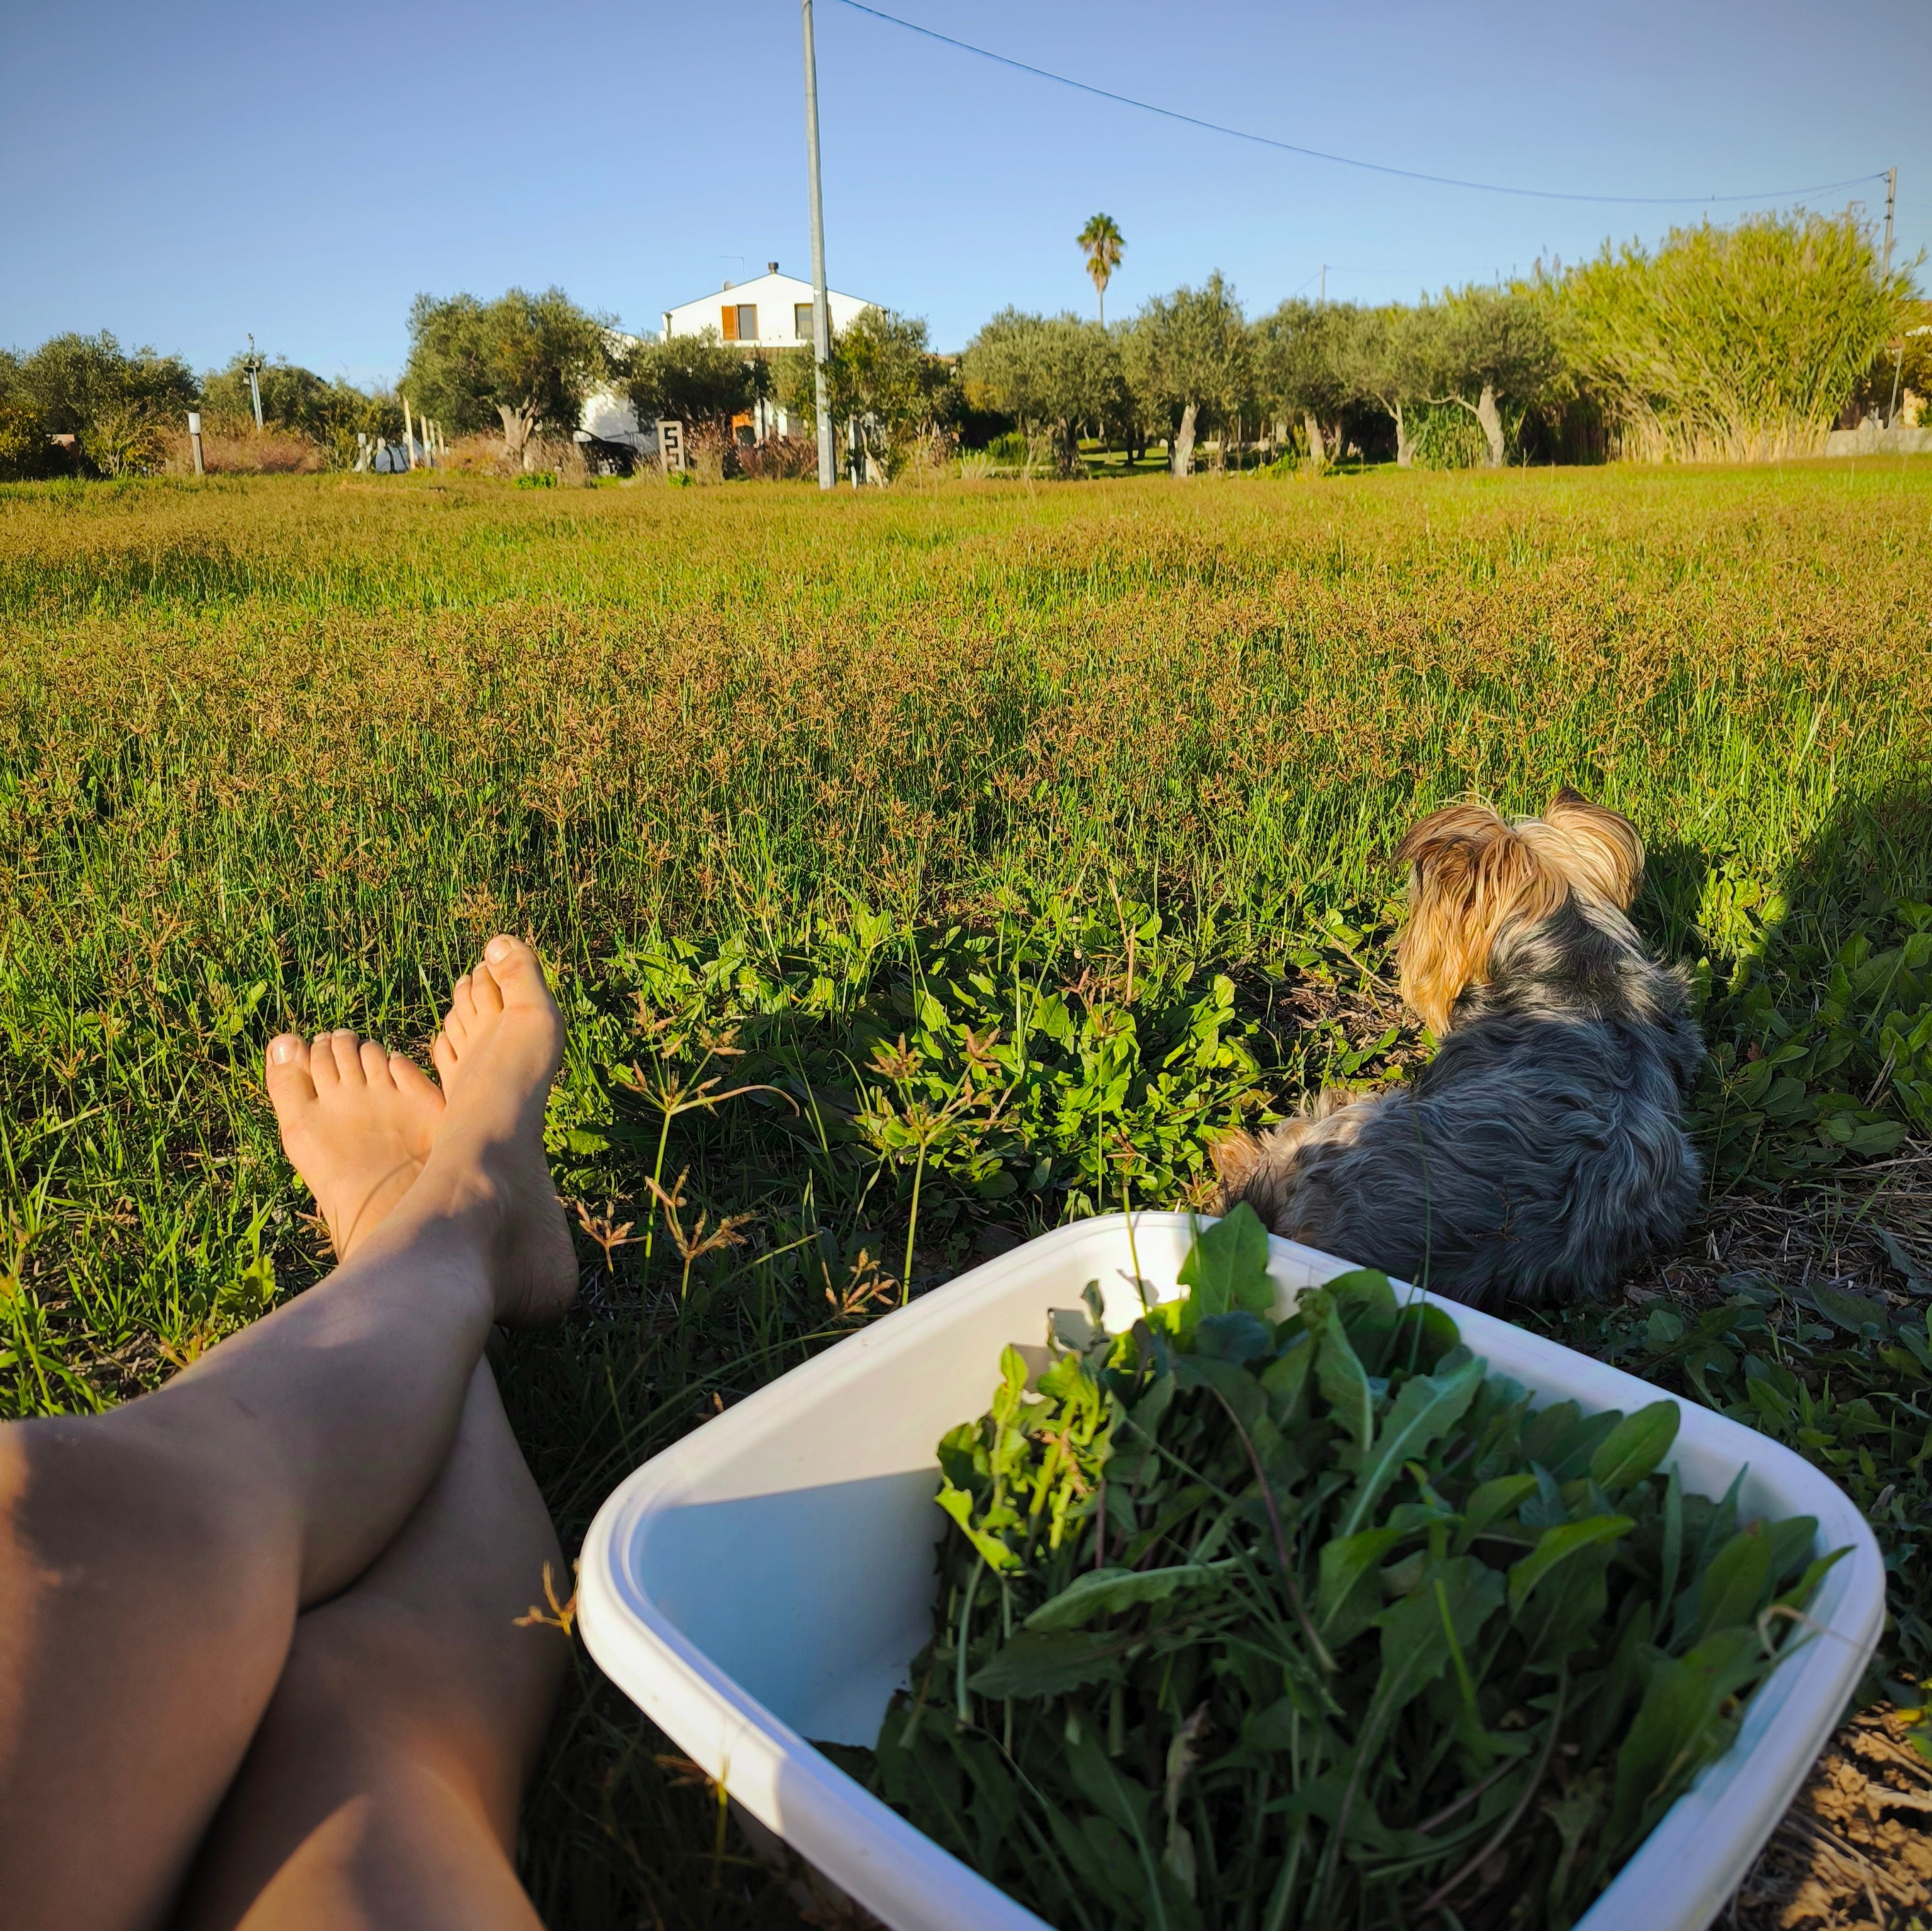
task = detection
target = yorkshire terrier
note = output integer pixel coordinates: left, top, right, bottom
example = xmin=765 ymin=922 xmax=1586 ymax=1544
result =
xmin=1213 ymin=789 xmax=1702 ymax=1309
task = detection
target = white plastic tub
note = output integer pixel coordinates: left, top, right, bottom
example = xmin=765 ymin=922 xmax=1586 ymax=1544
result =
xmin=579 ymin=1212 xmax=1885 ymax=1931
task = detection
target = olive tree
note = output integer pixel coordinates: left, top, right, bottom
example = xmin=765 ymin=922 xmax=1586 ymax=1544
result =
xmin=962 ymin=309 xmax=1125 ymax=473
xmin=1414 ymin=287 xmax=1558 ymax=467
xmin=5 ymin=331 xmax=196 ymax=475
xmin=1341 ymin=306 xmax=1437 ymax=467
xmin=404 ymin=287 xmax=611 ymax=467
xmin=1251 ymin=300 xmax=1364 ymax=471
xmin=627 ymin=328 xmax=762 ymax=433
xmin=201 ymin=351 xmax=330 ymax=434
xmin=1127 ymin=275 xmax=1250 ymax=475
xmin=771 ymin=307 xmax=955 ymax=479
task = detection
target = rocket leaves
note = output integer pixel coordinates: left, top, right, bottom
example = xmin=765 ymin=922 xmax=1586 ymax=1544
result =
xmin=862 ymin=1205 xmax=1841 ymax=1930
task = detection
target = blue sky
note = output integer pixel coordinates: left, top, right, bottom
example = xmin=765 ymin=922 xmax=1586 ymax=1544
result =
xmin=4 ymin=0 xmax=1928 ymax=384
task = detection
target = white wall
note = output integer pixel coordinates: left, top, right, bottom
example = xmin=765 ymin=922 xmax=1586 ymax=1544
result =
xmin=662 ymin=272 xmax=873 ymax=348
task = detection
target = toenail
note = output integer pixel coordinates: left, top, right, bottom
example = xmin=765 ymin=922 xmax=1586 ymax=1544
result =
xmin=486 ymin=936 xmax=513 ymax=963
xmin=269 ymin=1036 xmax=301 ymax=1065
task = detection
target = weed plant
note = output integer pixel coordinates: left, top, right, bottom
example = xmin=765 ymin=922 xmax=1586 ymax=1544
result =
xmin=1 ymin=465 xmax=1929 ymax=1923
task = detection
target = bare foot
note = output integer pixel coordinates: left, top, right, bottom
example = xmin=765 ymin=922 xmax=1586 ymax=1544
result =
xmin=423 ymin=936 xmax=577 ymax=1327
xmin=265 ymin=1031 xmax=445 ymax=1260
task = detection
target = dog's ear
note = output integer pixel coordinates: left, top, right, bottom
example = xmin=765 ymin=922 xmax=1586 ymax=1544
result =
xmin=1528 ymin=788 xmax=1645 ymax=909
xmin=1394 ymin=804 xmax=1565 ymax=1034
xmin=1208 ymin=1128 xmax=1266 ymax=1205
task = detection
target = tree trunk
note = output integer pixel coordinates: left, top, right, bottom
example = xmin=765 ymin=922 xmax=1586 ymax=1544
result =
xmin=1171 ymin=401 xmax=1199 ymax=477
xmin=1302 ymin=409 xmax=1326 ymax=474
xmin=1392 ymin=401 xmax=1414 ymax=468
xmin=496 ymin=399 xmax=541 ymax=469
xmin=1475 ymin=382 xmax=1506 ymax=467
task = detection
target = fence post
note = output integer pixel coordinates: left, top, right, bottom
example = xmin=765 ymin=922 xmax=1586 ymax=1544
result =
xmin=403 ymin=397 xmax=418 ymax=470
xmin=187 ymin=411 xmax=204 ymax=477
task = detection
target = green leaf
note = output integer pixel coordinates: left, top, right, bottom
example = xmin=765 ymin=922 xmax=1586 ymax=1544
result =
xmin=967 ymin=1630 xmax=1129 ymax=1698
xmin=1808 ymin=1281 xmax=1886 ymax=1335
xmin=1338 ymin=1353 xmax=1484 ymax=1537
xmin=1024 ymin=1563 xmax=1233 ymax=1633
xmin=1316 ymin=1525 xmax=1409 ymax=1649
xmin=1259 ymin=1335 xmax=1314 ymax=1427
xmin=991 ymin=1344 xmax=1031 ymax=1427
xmin=1175 ymin=1203 xmax=1274 ymax=1334
xmin=1589 ymin=1402 xmax=1682 ymax=1493
xmin=1460 ymin=1474 xmax=1539 ymax=1544
xmin=1507 ymin=1514 xmax=1636 ymax=1616
xmin=1823 ymin=1112 xmax=1907 ymax=1158
xmin=1172 ymin=1352 xmax=1265 ymax=1430
xmin=1311 ymin=1298 xmax=1376 ymax=1453
xmin=1370 ymin=1555 xmax=1506 ymax=1720
xmin=1609 ymin=1627 xmax=1763 ymax=1844
xmin=1326 ymin=1268 xmax=1401 ymax=1364
xmin=936 ymin=1484 xmax=1021 ymax=1573
xmin=1694 ymin=1527 xmax=1773 ymax=1641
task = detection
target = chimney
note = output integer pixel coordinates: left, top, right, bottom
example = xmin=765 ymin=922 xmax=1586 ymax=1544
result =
xmin=767 ymin=260 xmax=779 ymax=275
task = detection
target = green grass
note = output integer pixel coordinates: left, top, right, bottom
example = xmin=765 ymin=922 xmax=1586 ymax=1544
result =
xmin=3 ymin=462 xmax=1931 ymax=1925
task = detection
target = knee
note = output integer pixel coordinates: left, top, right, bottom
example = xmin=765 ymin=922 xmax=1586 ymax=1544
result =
xmin=1 ymin=1413 xmax=298 ymax=1629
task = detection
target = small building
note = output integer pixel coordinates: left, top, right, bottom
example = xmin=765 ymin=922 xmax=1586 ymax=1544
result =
xmin=661 ymin=262 xmax=872 ymax=353
xmin=579 ymin=263 xmax=879 ymax=452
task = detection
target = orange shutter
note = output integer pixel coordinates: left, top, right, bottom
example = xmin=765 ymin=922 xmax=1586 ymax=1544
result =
xmin=721 ymin=306 xmax=738 ymax=341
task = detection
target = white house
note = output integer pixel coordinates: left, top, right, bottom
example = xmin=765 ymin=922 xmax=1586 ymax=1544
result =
xmin=661 ymin=263 xmax=872 ymax=352
xmin=580 ymin=263 xmax=877 ymax=451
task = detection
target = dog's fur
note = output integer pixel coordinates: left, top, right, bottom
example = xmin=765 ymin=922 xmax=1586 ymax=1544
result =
xmin=1212 ymin=788 xmax=1702 ymax=1309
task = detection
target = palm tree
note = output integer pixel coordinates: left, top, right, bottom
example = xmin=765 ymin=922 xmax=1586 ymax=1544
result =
xmin=1077 ymin=213 xmax=1125 ymax=326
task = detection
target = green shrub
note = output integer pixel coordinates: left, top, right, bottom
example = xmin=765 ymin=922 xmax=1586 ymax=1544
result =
xmin=0 ymin=399 xmax=61 ymax=480
xmin=1554 ymin=212 xmax=1905 ymax=461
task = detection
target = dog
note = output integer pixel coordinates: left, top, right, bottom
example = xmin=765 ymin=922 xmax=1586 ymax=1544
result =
xmin=1211 ymin=788 xmax=1703 ymax=1309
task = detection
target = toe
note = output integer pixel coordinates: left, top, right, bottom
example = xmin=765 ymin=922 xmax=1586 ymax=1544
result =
xmin=265 ymin=1034 xmax=318 ymax=1114
xmin=359 ymin=1038 xmax=393 ymax=1086
xmin=481 ymin=936 xmax=548 ymax=1009
xmin=432 ymin=1029 xmax=460 ymax=1084
xmin=471 ymin=956 xmax=506 ymax=1017
xmin=309 ymin=1033 xmax=341 ymax=1086
xmin=390 ymin=1051 xmax=445 ymax=1115
xmin=330 ymin=1030 xmax=367 ymax=1085
xmin=449 ymin=974 xmax=477 ymax=1042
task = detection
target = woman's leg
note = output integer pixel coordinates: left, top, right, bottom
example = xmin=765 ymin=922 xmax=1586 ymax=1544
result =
xmin=176 ymin=1359 xmax=568 ymax=1931
xmin=0 ymin=938 xmax=575 ymax=1931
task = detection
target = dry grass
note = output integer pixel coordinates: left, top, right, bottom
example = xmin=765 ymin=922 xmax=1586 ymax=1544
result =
xmin=158 ymin=426 xmax=328 ymax=475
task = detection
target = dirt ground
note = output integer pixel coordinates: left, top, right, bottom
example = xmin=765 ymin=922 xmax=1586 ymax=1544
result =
xmin=1735 ymin=1706 xmax=1932 ymax=1930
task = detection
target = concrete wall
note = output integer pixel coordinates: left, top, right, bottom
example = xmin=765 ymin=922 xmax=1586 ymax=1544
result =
xmin=1823 ymin=424 xmax=1932 ymax=456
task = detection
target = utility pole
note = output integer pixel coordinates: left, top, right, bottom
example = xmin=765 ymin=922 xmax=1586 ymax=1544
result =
xmin=1318 ymin=264 xmax=1326 ymax=304
xmin=1882 ymin=166 xmax=1897 ymax=280
xmin=801 ymin=0 xmax=836 ymax=492
xmin=244 ymin=333 xmax=264 ymax=431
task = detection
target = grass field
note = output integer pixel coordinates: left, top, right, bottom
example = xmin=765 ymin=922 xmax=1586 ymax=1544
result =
xmin=4 ymin=462 xmax=1932 ymax=1925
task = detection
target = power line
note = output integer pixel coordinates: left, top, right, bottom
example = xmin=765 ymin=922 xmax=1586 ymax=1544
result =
xmin=831 ymin=0 xmax=1887 ymax=210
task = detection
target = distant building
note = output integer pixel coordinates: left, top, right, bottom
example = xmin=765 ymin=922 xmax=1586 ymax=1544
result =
xmin=661 ymin=262 xmax=872 ymax=353
xmin=580 ymin=262 xmax=878 ymax=451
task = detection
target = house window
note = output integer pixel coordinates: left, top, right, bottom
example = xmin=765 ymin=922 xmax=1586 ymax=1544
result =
xmin=794 ymin=302 xmax=814 ymax=341
xmin=721 ymin=303 xmax=757 ymax=342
